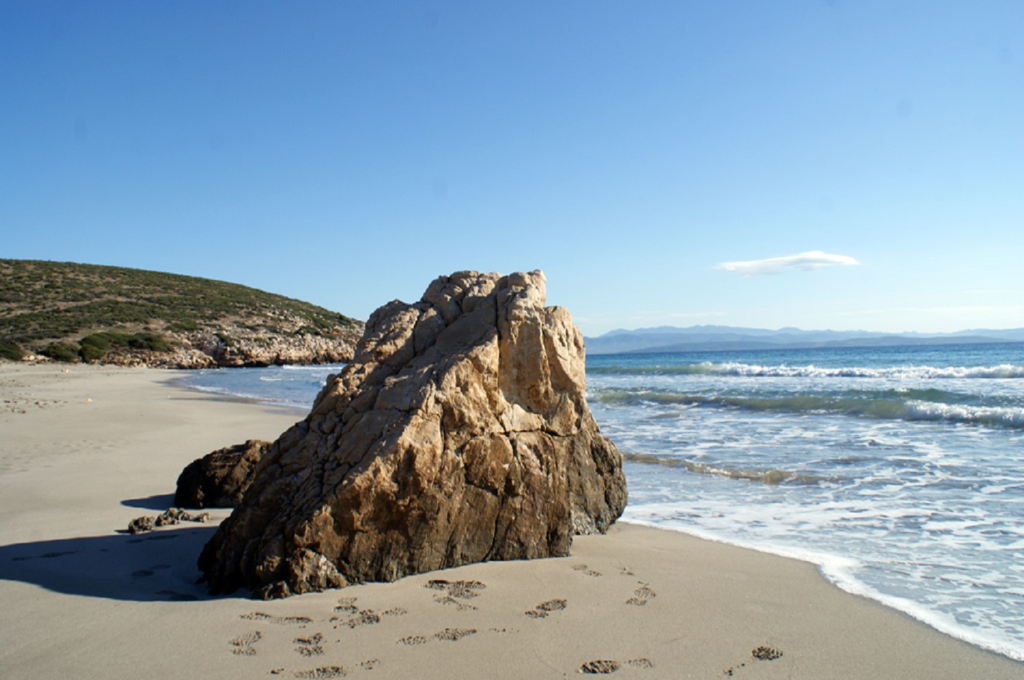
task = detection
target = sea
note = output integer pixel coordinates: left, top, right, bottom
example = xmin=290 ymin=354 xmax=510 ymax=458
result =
xmin=175 ymin=341 xmax=1024 ymax=662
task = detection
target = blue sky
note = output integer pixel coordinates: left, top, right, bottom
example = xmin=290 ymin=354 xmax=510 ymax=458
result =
xmin=2 ymin=1 xmax=1022 ymax=337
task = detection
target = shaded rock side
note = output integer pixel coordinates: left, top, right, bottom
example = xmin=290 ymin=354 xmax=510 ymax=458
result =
xmin=175 ymin=440 xmax=272 ymax=508
xmin=198 ymin=270 xmax=626 ymax=598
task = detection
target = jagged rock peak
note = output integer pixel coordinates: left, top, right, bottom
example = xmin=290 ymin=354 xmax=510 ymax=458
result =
xmin=198 ymin=270 xmax=626 ymax=599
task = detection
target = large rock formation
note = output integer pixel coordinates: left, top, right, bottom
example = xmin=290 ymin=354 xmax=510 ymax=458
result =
xmin=175 ymin=440 xmax=273 ymax=508
xmin=198 ymin=270 xmax=626 ymax=598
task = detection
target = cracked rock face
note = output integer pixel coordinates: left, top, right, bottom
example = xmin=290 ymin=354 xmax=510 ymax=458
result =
xmin=198 ymin=270 xmax=626 ymax=598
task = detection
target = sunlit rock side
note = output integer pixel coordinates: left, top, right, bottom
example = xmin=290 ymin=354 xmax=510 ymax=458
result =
xmin=198 ymin=270 xmax=626 ymax=598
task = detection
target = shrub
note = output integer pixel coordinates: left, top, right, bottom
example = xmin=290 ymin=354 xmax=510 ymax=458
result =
xmin=42 ymin=343 xmax=79 ymax=362
xmin=80 ymin=333 xmax=116 ymax=352
xmin=79 ymin=331 xmax=170 ymax=354
xmin=0 ymin=340 xmax=24 ymax=362
xmin=78 ymin=344 xmax=105 ymax=363
xmin=128 ymin=332 xmax=171 ymax=352
xmin=294 ymin=325 xmax=326 ymax=337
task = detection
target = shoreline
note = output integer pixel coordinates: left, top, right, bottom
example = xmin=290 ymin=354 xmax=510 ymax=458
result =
xmin=166 ymin=362 xmax=338 ymax=416
xmin=161 ymin=372 xmax=311 ymax=418
xmin=621 ymin=518 xmax=1024 ymax=665
xmin=1 ymin=363 xmax=1021 ymax=678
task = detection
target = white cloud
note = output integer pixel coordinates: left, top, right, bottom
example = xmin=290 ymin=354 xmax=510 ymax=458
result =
xmin=716 ymin=251 xmax=860 ymax=276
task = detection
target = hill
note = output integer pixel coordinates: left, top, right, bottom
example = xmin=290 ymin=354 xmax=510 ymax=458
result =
xmin=584 ymin=324 xmax=1024 ymax=355
xmin=0 ymin=259 xmax=364 ymax=367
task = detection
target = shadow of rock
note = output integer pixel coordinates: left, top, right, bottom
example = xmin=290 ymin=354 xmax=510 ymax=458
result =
xmin=0 ymin=525 xmax=245 ymax=602
xmin=121 ymin=493 xmax=176 ymax=510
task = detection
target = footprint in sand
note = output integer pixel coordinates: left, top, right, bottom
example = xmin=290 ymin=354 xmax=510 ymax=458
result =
xmin=424 ymin=579 xmax=486 ymax=610
xmin=424 ymin=579 xmax=487 ymax=599
xmin=625 ymin=582 xmax=656 ymax=606
xmin=751 ymin=646 xmax=783 ymax=661
xmin=396 ymin=628 xmax=478 ymax=646
xmin=229 ymin=630 xmax=262 ymax=656
xmin=579 ymin=658 xmax=654 ymax=674
xmin=335 ymin=597 xmax=358 ymax=612
xmin=295 ymin=632 xmax=325 ymax=657
xmin=333 ymin=609 xmax=380 ymax=629
xmin=335 ymin=597 xmax=404 ymax=616
xmin=331 ymin=598 xmax=394 ymax=629
xmin=525 ymin=598 xmax=567 ymax=619
xmin=241 ymin=612 xmax=313 ymax=626
xmin=724 ymin=646 xmax=784 ymax=676
xmin=290 ymin=660 xmax=377 ymax=677
xmin=571 ymin=563 xmax=602 ymax=577
xmin=11 ymin=550 xmax=79 ymax=562
xmin=131 ymin=564 xmax=171 ymax=579
xmin=433 ymin=627 xmax=477 ymax=641
xmin=397 ymin=635 xmax=429 ymax=646
xmin=293 ymin=666 xmax=346 ymax=679
xmin=126 ymin=533 xmax=179 ymax=544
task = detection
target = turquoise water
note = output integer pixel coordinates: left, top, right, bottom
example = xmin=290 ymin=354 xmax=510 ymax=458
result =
xmin=176 ymin=342 xmax=1024 ymax=661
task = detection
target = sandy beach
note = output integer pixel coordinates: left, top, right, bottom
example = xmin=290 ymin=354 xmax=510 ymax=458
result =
xmin=1 ymin=364 xmax=1020 ymax=679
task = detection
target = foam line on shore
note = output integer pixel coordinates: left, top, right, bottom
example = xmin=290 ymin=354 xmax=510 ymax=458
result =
xmin=621 ymin=516 xmax=1024 ymax=662
xmin=589 ymin=361 xmax=1024 ymax=379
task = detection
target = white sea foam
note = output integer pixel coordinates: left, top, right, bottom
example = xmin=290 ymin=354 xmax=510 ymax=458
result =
xmin=589 ymin=360 xmax=1024 ymax=379
xmin=594 ymin=386 xmax=1024 ymax=429
xmin=706 ymin=362 xmax=1024 ymax=380
xmin=281 ymin=363 xmax=345 ymax=372
xmin=905 ymin=400 xmax=1024 ymax=427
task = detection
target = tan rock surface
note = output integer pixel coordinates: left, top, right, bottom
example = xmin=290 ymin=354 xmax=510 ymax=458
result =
xmin=199 ymin=270 xmax=626 ymax=598
xmin=97 ymin=329 xmax=363 ymax=369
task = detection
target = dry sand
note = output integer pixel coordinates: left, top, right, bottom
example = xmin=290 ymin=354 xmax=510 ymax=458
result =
xmin=1 ymin=363 xmax=1021 ymax=679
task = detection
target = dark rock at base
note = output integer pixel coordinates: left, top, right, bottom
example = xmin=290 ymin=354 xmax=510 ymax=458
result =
xmin=126 ymin=508 xmax=211 ymax=534
xmin=127 ymin=516 xmax=155 ymax=534
xmin=198 ymin=271 xmax=627 ymax=598
xmin=175 ymin=440 xmax=272 ymax=508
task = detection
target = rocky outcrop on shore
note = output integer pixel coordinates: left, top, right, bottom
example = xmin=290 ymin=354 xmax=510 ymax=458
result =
xmin=198 ymin=270 xmax=627 ymax=598
xmin=97 ymin=328 xmax=363 ymax=369
xmin=175 ymin=440 xmax=273 ymax=508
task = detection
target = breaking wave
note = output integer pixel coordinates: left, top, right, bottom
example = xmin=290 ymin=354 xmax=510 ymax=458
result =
xmin=588 ymin=362 xmax=1024 ymax=380
xmin=623 ymin=452 xmax=833 ymax=485
xmin=594 ymin=388 xmax=1024 ymax=429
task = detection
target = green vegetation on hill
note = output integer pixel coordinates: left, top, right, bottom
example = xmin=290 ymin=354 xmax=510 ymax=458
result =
xmin=0 ymin=259 xmax=360 ymax=361
xmin=0 ymin=339 xmax=25 ymax=361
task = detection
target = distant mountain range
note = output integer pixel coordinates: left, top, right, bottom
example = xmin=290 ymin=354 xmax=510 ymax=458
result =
xmin=583 ymin=325 xmax=1024 ymax=355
